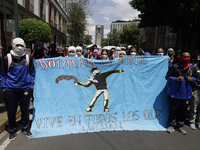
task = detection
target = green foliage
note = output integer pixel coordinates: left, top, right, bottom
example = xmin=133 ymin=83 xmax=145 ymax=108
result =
xmin=83 ymin=35 xmax=92 ymax=45
xmin=129 ymin=0 xmax=200 ymax=33
xmin=101 ymin=38 xmax=108 ymax=47
xmin=19 ymin=18 xmax=51 ymax=43
xmin=120 ymin=23 xmax=145 ymax=46
xmin=105 ymin=24 xmax=145 ymax=47
xmin=66 ymin=2 xmax=87 ymax=45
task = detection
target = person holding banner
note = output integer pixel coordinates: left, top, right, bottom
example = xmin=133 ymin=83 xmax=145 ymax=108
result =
xmin=0 ymin=38 xmax=33 ymax=140
xmin=166 ymin=50 xmax=197 ymax=135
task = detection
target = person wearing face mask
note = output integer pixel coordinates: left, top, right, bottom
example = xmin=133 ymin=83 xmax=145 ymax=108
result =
xmin=0 ymin=38 xmax=33 ymax=140
xmin=76 ymin=46 xmax=84 ymax=58
xmin=96 ymin=51 xmax=101 ymax=60
xmin=188 ymin=55 xmax=200 ymax=130
xmin=90 ymin=49 xmax=99 ymax=59
xmin=165 ymin=50 xmax=197 ymax=135
xmin=64 ymin=45 xmax=69 ymax=56
xmin=119 ymin=51 xmax=126 ymax=58
xmin=156 ymin=48 xmax=164 ymax=56
xmin=56 ymin=46 xmax=65 ymax=57
xmin=101 ymin=49 xmax=109 ymax=60
xmin=109 ymin=47 xmax=115 ymax=60
xmin=167 ymin=48 xmax=175 ymax=67
xmin=67 ymin=46 xmax=77 ymax=57
xmin=112 ymin=47 xmax=121 ymax=59
xmin=174 ymin=50 xmax=181 ymax=64
xmin=129 ymin=47 xmax=137 ymax=56
xmin=49 ymin=43 xmax=57 ymax=58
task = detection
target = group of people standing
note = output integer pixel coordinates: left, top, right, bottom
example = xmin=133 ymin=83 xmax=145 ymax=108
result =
xmin=1 ymin=37 xmax=200 ymax=141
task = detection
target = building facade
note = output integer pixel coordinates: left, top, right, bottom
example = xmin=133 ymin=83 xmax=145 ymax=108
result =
xmin=110 ymin=20 xmax=140 ymax=32
xmin=0 ymin=0 xmax=68 ymax=57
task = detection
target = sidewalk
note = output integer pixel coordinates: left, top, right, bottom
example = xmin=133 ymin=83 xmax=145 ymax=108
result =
xmin=0 ymin=90 xmax=21 ymax=133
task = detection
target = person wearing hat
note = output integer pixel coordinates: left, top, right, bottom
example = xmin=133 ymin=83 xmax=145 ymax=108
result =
xmin=76 ymin=46 xmax=84 ymax=58
xmin=56 ymin=46 xmax=65 ymax=57
xmin=90 ymin=49 xmax=99 ymax=59
xmin=144 ymin=52 xmax=151 ymax=56
xmin=0 ymin=38 xmax=33 ymax=140
xmin=67 ymin=46 xmax=77 ymax=57
xmin=77 ymin=67 xmax=124 ymax=112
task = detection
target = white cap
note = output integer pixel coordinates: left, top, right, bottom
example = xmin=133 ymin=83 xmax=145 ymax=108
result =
xmin=68 ymin=46 xmax=76 ymax=53
xmin=76 ymin=46 xmax=82 ymax=52
xmin=12 ymin=38 xmax=26 ymax=48
xmin=115 ymin=47 xmax=121 ymax=51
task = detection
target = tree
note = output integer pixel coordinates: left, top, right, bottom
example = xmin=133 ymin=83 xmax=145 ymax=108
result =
xmin=120 ymin=23 xmax=145 ymax=47
xmin=64 ymin=0 xmax=96 ymax=45
xmin=101 ymin=38 xmax=108 ymax=47
xmin=129 ymin=0 xmax=200 ymax=48
xmin=107 ymin=28 xmax=121 ymax=46
xmin=19 ymin=18 xmax=51 ymax=52
xmin=83 ymin=35 xmax=93 ymax=45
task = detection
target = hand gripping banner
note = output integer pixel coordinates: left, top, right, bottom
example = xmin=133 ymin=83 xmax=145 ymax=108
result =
xmin=31 ymin=56 xmax=169 ymax=138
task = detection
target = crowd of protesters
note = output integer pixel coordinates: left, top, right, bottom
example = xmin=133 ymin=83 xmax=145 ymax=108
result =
xmin=1 ymin=37 xmax=200 ymax=141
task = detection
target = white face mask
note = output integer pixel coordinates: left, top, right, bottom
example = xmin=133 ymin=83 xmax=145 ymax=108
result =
xmin=157 ymin=53 xmax=164 ymax=56
xmin=77 ymin=52 xmax=82 ymax=57
xmin=130 ymin=52 xmax=136 ymax=55
xmin=11 ymin=46 xmax=26 ymax=57
xmin=101 ymin=54 xmax=108 ymax=60
xmin=68 ymin=53 xmax=76 ymax=57
xmin=114 ymin=51 xmax=120 ymax=58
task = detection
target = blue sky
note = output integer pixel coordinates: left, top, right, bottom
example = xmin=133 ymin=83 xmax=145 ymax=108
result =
xmin=86 ymin=0 xmax=140 ymax=43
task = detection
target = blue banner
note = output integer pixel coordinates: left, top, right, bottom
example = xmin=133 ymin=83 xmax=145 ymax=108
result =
xmin=31 ymin=56 xmax=169 ymax=138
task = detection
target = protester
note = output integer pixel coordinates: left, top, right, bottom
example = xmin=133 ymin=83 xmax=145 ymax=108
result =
xmin=88 ymin=45 xmax=96 ymax=59
xmin=56 ymin=46 xmax=65 ymax=57
xmin=119 ymin=51 xmax=126 ymax=58
xmin=96 ymin=51 xmax=101 ymax=60
xmin=0 ymin=38 xmax=33 ymax=140
xmin=91 ymin=49 xmax=98 ymax=59
xmin=44 ymin=46 xmax=49 ymax=56
xmin=111 ymin=47 xmax=121 ymax=59
xmin=144 ymin=52 xmax=151 ymax=56
xmin=76 ymin=46 xmax=84 ymax=58
xmin=67 ymin=46 xmax=77 ymax=57
xmin=166 ymin=50 xmax=197 ymax=135
xmin=109 ymin=47 xmax=115 ymax=60
xmin=156 ymin=48 xmax=164 ymax=56
xmin=101 ymin=49 xmax=109 ymax=60
xmin=129 ymin=47 xmax=137 ymax=56
xmin=49 ymin=43 xmax=57 ymax=57
xmin=189 ymin=55 xmax=200 ymax=130
xmin=167 ymin=48 xmax=175 ymax=67
xmin=64 ymin=45 xmax=69 ymax=57
xmin=174 ymin=50 xmax=181 ymax=64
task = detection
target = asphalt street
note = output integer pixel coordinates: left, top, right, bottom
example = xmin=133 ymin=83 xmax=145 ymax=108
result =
xmin=0 ymin=121 xmax=200 ymax=150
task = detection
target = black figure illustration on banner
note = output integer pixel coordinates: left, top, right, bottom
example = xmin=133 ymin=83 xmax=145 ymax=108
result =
xmin=78 ymin=67 xmax=124 ymax=113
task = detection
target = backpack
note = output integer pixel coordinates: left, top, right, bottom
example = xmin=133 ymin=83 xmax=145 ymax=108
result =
xmin=7 ymin=53 xmax=29 ymax=72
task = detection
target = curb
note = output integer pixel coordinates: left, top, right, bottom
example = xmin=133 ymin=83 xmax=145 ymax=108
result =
xmin=0 ymin=108 xmax=21 ymax=133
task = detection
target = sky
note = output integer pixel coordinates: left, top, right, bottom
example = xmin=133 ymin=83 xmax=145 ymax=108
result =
xmin=86 ymin=0 xmax=140 ymax=44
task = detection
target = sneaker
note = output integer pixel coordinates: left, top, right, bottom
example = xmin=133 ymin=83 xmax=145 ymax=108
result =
xmin=21 ymin=130 xmax=32 ymax=137
xmin=9 ymin=132 xmax=17 ymax=141
xmin=166 ymin=126 xmax=174 ymax=134
xmin=103 ymin=107 xmax=110 ymax=112
xmin=190 ymin=124 xmax=196 ymax=130
xmin=85 ymin=107 xmax=93 ymax=112
xmin=175 ymin=127 xmax=187 ymax=135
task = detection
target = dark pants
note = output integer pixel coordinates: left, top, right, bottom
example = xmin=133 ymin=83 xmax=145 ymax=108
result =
xmin=168 ymin=96 xmax=187 ymax=128
xmin=4 ymin=90 xmax=31 ymax=133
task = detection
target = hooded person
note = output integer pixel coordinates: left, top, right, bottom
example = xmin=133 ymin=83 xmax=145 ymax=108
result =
xmin=167 ymin=48 xmax=175 ymax=67
xmin=76 ymin=46 xmax=84 ymax=57
xmin=113 ymin=47 xmax=121 ymax=59
xmin=0 ymin=38 xmax=33 ymax=140
xmin=31 ymin=41 xmax=46 ymax=59
xmin=49 ymin=43 xmax=57 ymax=58
xmin=144 ymin=52 xmax=151 ymax=56
xmin=67 ymin=46 xmax=77 ymax=57
xmin=56 ymin=46 xmax=64 ymax=57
